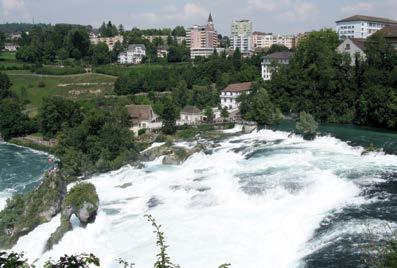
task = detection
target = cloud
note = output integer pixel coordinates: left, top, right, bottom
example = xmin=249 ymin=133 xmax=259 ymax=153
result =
xmin=281 ymin=2 xmax=319 ymax=21
xmin=247 ymin=0 xmax=278 ymax=11
xmin=140 ymin=2 xmax=209 ymax=25
xmin=341 ymin=2 xmax=373 ymax=13
xmin=1 ymin=0 xmax=24 ymax=15
xmin=248 ymin=0 xmax=319 ymax=21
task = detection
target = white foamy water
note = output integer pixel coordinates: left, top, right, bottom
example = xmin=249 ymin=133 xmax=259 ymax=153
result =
xmin=11 ymin=130 xmax=397 ymax=267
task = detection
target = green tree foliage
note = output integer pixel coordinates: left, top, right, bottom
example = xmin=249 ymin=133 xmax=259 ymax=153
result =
xmin=0 ymin=99 xmax=35 ymax=140
xmin=266 ymin=44 xmax=289 ymax=55
xmin=221 ymin=107 xmax=229 ymax=119
xmin=239 ymin=84 xmax=282 ymax=125
xmin=204 ymin=107 xmax=214 ymax=122
xmin=0 ymin=31 xmax=5 ymax=49
xmin=232 ymin=48 xmax=242 ymax=70
xmin=99 ymin=21 xmax=118 ymax=37
xmin=161 ymin=97 xmax=178 ymax=135
xmin=91 ymin=42 xmax=110 ymax=65
xmin=296 ymin=111 xmax=318 ymax=139
xmin=171 ymin=26 xmax=186 ymax=36
xmin=39 ymin=97 xmax=83 ymax=138
xmin=56 ymin=105 xmax=136 ymax=176
xmin=172 ymin=80 xmax=189 ymax=107
xmin=0 ymin=72 xmax=13 ymax=100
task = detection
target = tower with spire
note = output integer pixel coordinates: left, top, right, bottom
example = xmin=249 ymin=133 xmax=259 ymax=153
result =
xmin=207 ymin=13 xmax=214 ymax=31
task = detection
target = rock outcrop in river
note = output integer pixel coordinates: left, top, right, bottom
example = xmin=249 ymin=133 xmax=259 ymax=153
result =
xmin=46 ymin=182 xmax=99 ymax=250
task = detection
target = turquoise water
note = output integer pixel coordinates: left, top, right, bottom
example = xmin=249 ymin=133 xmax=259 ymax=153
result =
xmin=0 ymin=142 xmax=52 ymax=209
xmin=275 ymin=120 xmax=397 ymax=154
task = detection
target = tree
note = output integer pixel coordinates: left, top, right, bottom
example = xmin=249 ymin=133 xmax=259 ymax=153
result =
xmin=204 ymin=107 xmax=214 ymax=122
xmin=0 ymin=31 xmax=5 ymax=49
xmin=296 ymin=111 xmax=318 ymax=139
xmin=172 ymin=26 xmax=186 ymax=37
xmin=232 ymin=47 xmax=242 ymax=70
xmin=0 ymin=99 xmax=34 ymax=140
xmin=161 ymin=98 xmax=178 ymax=135
xmin=91 ymin=42 xmax=109 ymax=65
xmin=39 ymin=97 xmax=83 ymax=138
xmin=221 ymin=107 xmax=229 ymax=120
xmin=0 ymin=72 xmax=13 ymax=100
xmin=172 ymin=80 xmax=189 ymax=107
xmin=240 ymin=85 xmax=282 ymax=126
xmin=266 ymin=44 xmax=289 ymax=54
xmin=99 ymin=21 xmax=118 ymax=37
xmin=65 ymin=28 xmax=90 ymax=59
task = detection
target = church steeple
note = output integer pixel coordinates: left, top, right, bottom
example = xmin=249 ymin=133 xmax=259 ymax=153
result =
xmin=207 ymin=12 xmax=214 ymax=31
xmin=208 ymin=12 xmax=213 ymax=23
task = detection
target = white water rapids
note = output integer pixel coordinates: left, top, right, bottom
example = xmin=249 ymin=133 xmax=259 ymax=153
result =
xmin=10 ymin=129 xmax=397 ymax=267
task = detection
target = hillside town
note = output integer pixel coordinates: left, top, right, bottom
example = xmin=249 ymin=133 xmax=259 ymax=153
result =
xmin=1 ymin=13 xmax=397 ymax=136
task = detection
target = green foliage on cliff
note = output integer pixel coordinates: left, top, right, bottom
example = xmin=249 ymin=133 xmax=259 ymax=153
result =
xmin=0 ymin=173 xmax=66 ymax=248
xmin=64 ymin=183 xmax=99 ymax=209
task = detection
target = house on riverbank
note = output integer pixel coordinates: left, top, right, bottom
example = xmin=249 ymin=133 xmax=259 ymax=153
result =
xmin=125 ymin=104 xmax=161 ymax=134
xmin=220 ymin=82 xmax=252 ymax=110
xmin=178 ymin=106 xmax=203 ymax=125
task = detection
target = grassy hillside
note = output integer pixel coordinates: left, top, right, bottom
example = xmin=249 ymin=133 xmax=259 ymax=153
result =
xmin=6 ymin=72 xmax=117 ymax=116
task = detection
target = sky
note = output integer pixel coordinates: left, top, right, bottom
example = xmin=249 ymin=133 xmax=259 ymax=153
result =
xmin=1 ymin=0 xmax=397 ymax=35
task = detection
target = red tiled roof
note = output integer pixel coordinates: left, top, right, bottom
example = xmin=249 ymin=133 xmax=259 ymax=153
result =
xmin=222 ymin=82 xmax=252 ymax=93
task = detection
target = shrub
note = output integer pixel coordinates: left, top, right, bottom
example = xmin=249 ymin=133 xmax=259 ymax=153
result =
xmin=138 ymin=128 xmax=146 ymax=136
xmin=38 ymin=80 xmax=46 ymax=88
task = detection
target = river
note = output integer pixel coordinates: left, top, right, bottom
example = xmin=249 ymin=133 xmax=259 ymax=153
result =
xmin=1 ymin=125 xmax=397 ymax=267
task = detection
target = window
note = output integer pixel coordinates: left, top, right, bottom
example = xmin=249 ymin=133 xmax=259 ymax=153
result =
xmin=345 ymin=44 xmax=351 ymax=50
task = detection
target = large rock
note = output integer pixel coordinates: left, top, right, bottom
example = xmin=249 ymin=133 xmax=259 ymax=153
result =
xmin=46 ymin=183 xmax=99 ymax=250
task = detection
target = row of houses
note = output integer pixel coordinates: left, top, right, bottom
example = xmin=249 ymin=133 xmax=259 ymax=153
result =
xmin=126 ymin=82 xmax=253 ymax=134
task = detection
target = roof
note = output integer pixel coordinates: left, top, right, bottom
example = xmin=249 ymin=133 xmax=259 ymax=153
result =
xmin=125 ymin=104 xmax=153 ymax=121
xmin=379 ymin=25 xmax=397 ymax=38
xmin=350 ymin=38 xmax=366 ymax=51
xmin=252 ymin=31 xmax=272 ymax=35
xmin=222 ymin=82 xmax=253 ymax=93
xmin=263 ymin=51 xmax=293 ymax=60
xmin=336 ymin=15 xmax=397 ymax=24
xmin=181 ymin=106 xmax=201 ymax=114
xmin=128 ymin=44 xmax=146 ymax=50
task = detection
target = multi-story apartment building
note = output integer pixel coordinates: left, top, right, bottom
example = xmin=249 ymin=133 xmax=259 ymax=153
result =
xmin=336 ymin=15 xmax=397 ymax=40
xmin=90 ymin=34 xmax=124 ymax=51
xmin=230 ymin=20 xmax=253 ymax=54
xmin=261 ymin=52 xmax=293 ymax=81
xmin=252 ymin=32 xmax=295 ymax=49
xmin=231 ymin=20 xmax=253 ymax=36
xmin=186 ymin=13 xmax=218 ymax=59
xmin=118 ymin=44 xmax=146 ymax=64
